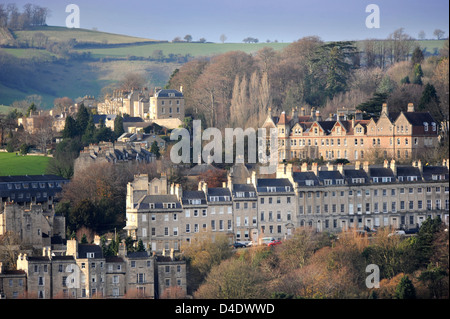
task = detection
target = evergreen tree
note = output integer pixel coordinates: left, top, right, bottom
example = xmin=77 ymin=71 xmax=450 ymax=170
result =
xmin=81 ymin=234 xmax=88 ymax=244
xmin=411 ymin=46 xmax=424 ymax=66
xmin=125 ymin=236 xmax=136 ymax=253
xmin=26 ymin=103 xmax=37 ymax=117
xmin=62 ymin=116 xmax=78 ymax=139
xmin=81 ymin=114 xmax=96 ymax=145
xmin=113 ymin=115 xmax=124 ymax=138
xmin=395 ymin=275 xmax=416 ymax=299
xmin=311 ymin=41 xmax=358 ymax=101
xmin=418 ymin=83 xmax=445 ymax=126
xmin=414 ymin=216 xmax=442 ymax=266
xmin=136 ymin=239 xmax=145 ymax=252
xmin=75 ymin=104 xmax=90 ymax=136
xmin=151 ymin=141 xmax=161 ymax=159
xmin=412 ymin=63 xmax=424 ymax=85
xmin=357 ymin=92 xmax=389 ymax=115
xmin=400 ymin=76 xmax=410 ymax=84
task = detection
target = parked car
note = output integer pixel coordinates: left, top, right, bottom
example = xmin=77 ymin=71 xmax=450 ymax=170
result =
xmin=404 ymin=228 xmax=419 ymax=234
xmin=260 ymin=237 xmax=276 ymax=245
xmin=388 ymin=230 xmax=406 ymax=237
xmin=231 ymin=242 xmax=247 ymax=248
xmin=267 ymin=240 xmax=282 ymax=247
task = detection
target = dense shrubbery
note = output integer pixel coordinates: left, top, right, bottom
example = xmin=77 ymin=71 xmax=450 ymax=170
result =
xmin=190 ymin=218 xmax=448 ymax=299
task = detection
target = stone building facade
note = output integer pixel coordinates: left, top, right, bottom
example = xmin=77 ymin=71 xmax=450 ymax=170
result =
xmin=96 ymin=88 xmax=185 ymax=129
xmin=7 ymin=239 xmax=185 ymax=299
xmin=125 ymin=159 xmax=449 ymax=251
xmin=263 ymin=103 xmax=439 ymax=162
xmin=0 ymin=175 xmax=68 ymax=249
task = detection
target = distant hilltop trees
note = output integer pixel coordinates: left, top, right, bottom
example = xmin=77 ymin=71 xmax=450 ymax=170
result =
xmin=0 ymin=3 xmax=50 ymax=30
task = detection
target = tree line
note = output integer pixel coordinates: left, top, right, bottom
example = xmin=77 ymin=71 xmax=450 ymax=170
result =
xmin=165 ymin=31 xmax=448 ymax=161
xmin=0 ymin=3 xmax=49 ymax=30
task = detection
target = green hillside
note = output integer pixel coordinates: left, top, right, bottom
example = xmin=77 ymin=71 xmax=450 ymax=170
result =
xmin=0 ymin=25 xmax=447 ymax=110
xmin=12 ymin=26 xmax=156 ymax=45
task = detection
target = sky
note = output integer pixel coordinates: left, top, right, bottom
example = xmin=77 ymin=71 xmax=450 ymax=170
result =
xmin=10 ymin=0 xmax=450 ymax=42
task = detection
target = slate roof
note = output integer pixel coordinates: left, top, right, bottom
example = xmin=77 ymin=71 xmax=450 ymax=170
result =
xmin=343 ymin=169 xmax=369 ymax=183
xmin=0 ymin=175 xmax=68 ymax=203
xmin=317 ymin=121 xmax=335 ymax=134
xmin=292 ymin=172 xmax=320 ymax=186
xmin=127 ymin=251 xmax=149 ymax=259
xmin=422 ymin=165 xmax=449 ymax=181
xmin=396 ymin=166 xmax=421 ymax=178
xmin=369 ymin=167 xmax=395 ymax=177
xmin=123 ymin=117 xmax=144 ymax=123
xmin=257 ymin=178 xmax=293 ymax=192
xmin=257 ymin=178 xmax=292 ymax=187
xmin=232 ymin=184 xmax=257 ymax=199
xmin=154 ymin=89 xmax=183 ymax=98
xmin=317 ymin=170 xmax=344 ymax=184
xmin=136 ymin=195 xmax=182 ymax=210
xmin=403 ymin=112 xmax=436 ymax=126
xmin=181 ymin=190 xmax=207 ymax=205
xmin=78 ymin=244 xmax=103 ymax=259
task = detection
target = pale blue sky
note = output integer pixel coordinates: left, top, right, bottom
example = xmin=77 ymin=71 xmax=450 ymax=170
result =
xmin=12 ymin=0 xmax=450 ymax=42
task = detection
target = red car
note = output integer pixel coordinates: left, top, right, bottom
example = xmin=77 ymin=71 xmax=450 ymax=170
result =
xmin=267 ymin=240 xmax=282 ymax=247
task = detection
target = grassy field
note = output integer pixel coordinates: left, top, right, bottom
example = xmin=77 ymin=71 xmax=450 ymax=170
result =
xmin=0 ymin=104 xmax=14 ymax=114
xmin=13 ymin=26 xmax=156 ymax=45
xmin=77 ymin=42 xmax=291 ymax=59
xmin=0 ymin=152 xmax=50 ymax=176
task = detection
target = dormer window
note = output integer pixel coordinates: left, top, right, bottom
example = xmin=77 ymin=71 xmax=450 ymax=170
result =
xmin=424 ymin=122 xmax=428 ymax=131
xmin=87 ymin=252 xmax=95 ymax=258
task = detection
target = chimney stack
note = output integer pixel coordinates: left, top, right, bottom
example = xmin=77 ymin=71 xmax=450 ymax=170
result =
xmin=118 ymin=240 xmax=127 ymax=257
xmin=407 ymin=103 xmax=414 ymax=113
xmin=363 ymin=161 xmax=370 ymax=174
xmin=337 ymin=163 xmax=344 ymax=175
xmin=198 ymin=180 xmax=208 ymax=194
xmin=301 ymin=162 xmax=308 ymax=172
xmin=417 ymin=159 xmax=423 ymax=173
xmin=292 ymin=108 xmax=299 ymax=124
xmin=251 ymin=171 xmax=257 ymax=187
xmin=315 ymin=110 xmax=322 ymax=121
xmin=311 ymin=162 xmax=318 ymax=176
xmin=381 ymin=103 xmax=389 ymax=117
xmin=390 ymin=159 xmax=397 ymax=175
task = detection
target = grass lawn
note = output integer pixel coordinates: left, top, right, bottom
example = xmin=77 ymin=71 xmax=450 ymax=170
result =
xmin=0 ymin=152 xmax=50 ymax=176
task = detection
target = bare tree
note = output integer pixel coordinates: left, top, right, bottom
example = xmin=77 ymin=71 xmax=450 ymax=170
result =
xmin=418 ymin=30 xmax=426 ymax=40
xmin=53 ymin=97 xmax=74 ymax=113
xmin=219 ymin=34 xmax=227 ymax=44
xmin=433 ymin=29 xmax=445 ymax=40
xmin=118 ymin=72 xmax=146 ymax=91
xmin=387 ymin=28 xmax=416 ymax=64
xmin=32 ymin=115 xmax=54 ymax=153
